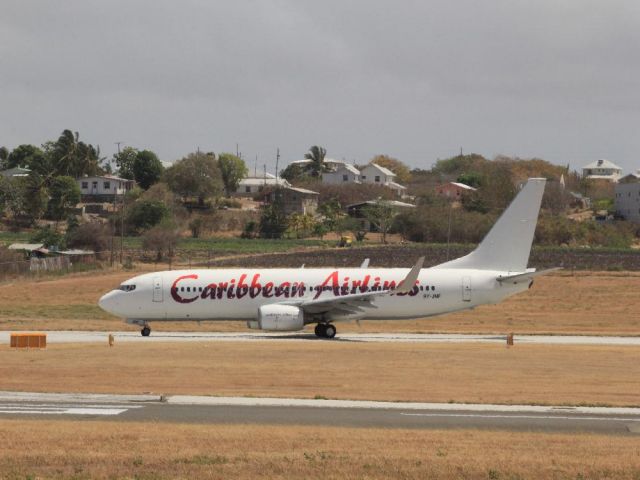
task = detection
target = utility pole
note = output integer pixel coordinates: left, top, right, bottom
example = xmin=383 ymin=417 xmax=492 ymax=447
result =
xmin=275 ymin=148 xmax=280 ymax=180
xmin=115 ymin=142 xmax=122 ymax=154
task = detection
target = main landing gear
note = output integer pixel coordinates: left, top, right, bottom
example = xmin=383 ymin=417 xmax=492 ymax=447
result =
xmin=141 ymin=325 xmax=151 ymax=337
xmin=314 ymin=323 xmax=336 ymax=339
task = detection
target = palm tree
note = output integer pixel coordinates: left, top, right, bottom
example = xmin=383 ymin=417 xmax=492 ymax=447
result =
xmin=304 ymin=145 xmax=327 ymax=177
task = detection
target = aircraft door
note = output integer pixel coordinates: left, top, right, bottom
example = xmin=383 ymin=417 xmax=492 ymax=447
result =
xmin=462 ymin=276 xmax=471 ymax=302
xmin=152 ymin=277 xmax=163 ymax=302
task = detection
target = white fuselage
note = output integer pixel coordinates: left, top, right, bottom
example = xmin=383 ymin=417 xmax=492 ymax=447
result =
xmin=98 ymin=266 xmax=530 ymax=324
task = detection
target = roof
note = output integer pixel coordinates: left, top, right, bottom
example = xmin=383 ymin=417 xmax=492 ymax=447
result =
xmin=323 ymin=164 xmax=360 ymax=175
xmin=289 ymin=157 xmax=345 ymax=166
xmin=58 ymin=249 xmax=95 ymax=255
xmin=363 ymin=163 xmax=396 ymax=177
xmin=582 ymin=159 xmax=622 ymax=170
xmin=239 ymin=177 xmax=289 ymax=187
xmin=347 ymin=200 xmax=415 ymax=209
xmin=8 ymin=243 xmax=45 ymax=251
xmin=441 ymin=182 xmax=477 ymax=191
xmin=387 ymin=181 xmax=407 ymax=190
xmin=77 ymin=175 xmax=134 ymax=182
xmin=286 ymin=186 xmax=319 ymax=195
xmin=1 ymin=167 xmax=31 ymax=177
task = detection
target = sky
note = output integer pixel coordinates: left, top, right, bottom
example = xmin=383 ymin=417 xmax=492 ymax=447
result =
xmin=2 ymin=0 xmax=640 ymax=174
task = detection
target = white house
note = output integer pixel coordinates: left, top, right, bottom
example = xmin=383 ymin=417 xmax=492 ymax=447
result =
xmin=77 ymin=175 xmax=136 ymax=201
xmin=615 ymin=175 xmax=640 ymax=222
xmin=321 ymin=164 xmax=361 ymax=185
xmin=582 ymin=159 xmax=623 ymax=182
xmin=1 ymin=166 xmax=31 ymax=178
xmin=236 ymin=173 xmax=290 ymax=196
xmin=359 ymin=163 xmax=407 ymax=196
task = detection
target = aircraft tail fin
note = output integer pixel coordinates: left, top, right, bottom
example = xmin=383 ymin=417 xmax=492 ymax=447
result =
xmin=438 ymin=178 xmax=546 ymax=272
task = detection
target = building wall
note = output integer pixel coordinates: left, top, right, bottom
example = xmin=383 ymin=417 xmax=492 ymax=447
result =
xmin=436 ymin=183 xmax=471 ymax=199
xmin=78 ymin=177 xmax=128 ymax=196
xmin=322 ymin=168 xmax=360 ymax=185
xmin=615 ymin=183 xmax=640 ymax=222
xmin=359 ymin=165 xmax=392 ymax=185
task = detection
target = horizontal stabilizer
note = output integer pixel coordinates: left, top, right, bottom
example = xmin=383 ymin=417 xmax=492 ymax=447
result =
xmin=497 ymin=267 xmax=562 ymax=284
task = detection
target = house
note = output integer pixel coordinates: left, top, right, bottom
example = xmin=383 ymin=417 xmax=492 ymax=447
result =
xmin=265 ymin=186 xmax=319 ymax=216
xmin=435 ymin=182 xmax=477 ymax=200
xmin=236 ymin=173 xmax=290 ymax=196
xmin=615 ymin=175 xmax=640 ymax=222
xmin=582 ymin=159 xmax=623 ymax=182
xmin=1 ymin=166 xmax=31 ymax=178
xmin=359 ymin=163 xmax=407 ymax=196
xmin=77 ymin=175 xmax=136 ymax=201
xmin=346 ymin=199 xmax=415 ymax=232
xmin=321 ymin=164 xmax=361 ymax=185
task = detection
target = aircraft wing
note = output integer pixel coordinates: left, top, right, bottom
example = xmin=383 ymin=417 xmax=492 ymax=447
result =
xmin=496 ymin=267 xmax=562 ymax=285
xmin=279 ymin=257 xmax=424 ymax=317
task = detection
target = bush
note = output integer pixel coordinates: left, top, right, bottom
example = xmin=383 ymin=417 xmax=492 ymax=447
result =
xmin=142 ymin=224 xmax=180 ymax=261
xmin=30 ymin=226 xmax=65 ymax=249
xmin=66 ymin=222 xmax=111 ymax=254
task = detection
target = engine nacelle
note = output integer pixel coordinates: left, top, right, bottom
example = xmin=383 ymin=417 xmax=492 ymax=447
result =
xmin=254 ymin=304 xmax=304 ymax=331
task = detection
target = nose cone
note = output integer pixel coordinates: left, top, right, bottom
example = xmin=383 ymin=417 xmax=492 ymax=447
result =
xmin=99 ymin=290 xmax=122 ymax=316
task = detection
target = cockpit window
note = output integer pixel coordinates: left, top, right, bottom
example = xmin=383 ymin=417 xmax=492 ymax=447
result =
xmin=118 ymin=284 xmax=136 ymax=292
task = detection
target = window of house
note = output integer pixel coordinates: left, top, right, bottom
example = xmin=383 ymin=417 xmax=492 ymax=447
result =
xmin=245 ymin=186 xmax=251 ymax=193
xmin=343 ymin=174 xmax=348 ymax=181
xmin=81 ymin=182 xmax=88 ymax=189
xmin=92 ymin=181 xmax=98 ymax=189
xmin=375 ymin=175 xmax=380 ymax=182
xmin=104 ymin=181 xmax=111 ymax=190
xmin=361 ymin=175 xmax=366 ymax=180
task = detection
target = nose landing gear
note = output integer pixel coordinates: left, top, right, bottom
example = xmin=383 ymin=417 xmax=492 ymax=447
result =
xmin=314 ymin=323 xmax=336 ymax=339
xmin=141 ymin=325 xmax=151 ymax=337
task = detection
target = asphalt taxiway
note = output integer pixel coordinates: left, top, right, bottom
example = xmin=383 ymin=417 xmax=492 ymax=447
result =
xmin=1 ymin=331 xmax=639 ymax=345
xmin=0 ymin=392 xmax=638 ymax=434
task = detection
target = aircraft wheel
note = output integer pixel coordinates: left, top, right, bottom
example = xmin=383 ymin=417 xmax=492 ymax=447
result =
xmin=314 ymin=323 xmax=326 ymax=338
xmin=324 ymin=324 xmax=336 ymax=339
xmin=141 ymin=326 xmax=151 ymax=337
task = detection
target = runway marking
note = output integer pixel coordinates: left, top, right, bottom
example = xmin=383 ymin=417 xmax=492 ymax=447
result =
xmin=400 ymin=413 xmax=640 ymax=422
xmin=0 ymin=403 xmax=143 ymax=416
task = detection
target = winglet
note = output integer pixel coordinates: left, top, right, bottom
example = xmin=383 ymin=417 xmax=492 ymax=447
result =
xmin=396 ymin=256 xmax=424 ymax=294
xmin=360 ymin=258 xmax=370 ymax=268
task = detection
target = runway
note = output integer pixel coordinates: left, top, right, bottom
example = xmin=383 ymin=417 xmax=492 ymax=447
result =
xmin=0 ymin=392 xmax=638 ymax=434
xmin=1 ymin=331 xmax=639 ymax=345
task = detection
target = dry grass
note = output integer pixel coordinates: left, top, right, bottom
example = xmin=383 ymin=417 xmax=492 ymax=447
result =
xmin=1 ymin=269 xmax=640 ymax=335
xmin=1 ymin=342 xmax=639 ymax=406
xmin=0 ymin=420 xmax=639 ymax=479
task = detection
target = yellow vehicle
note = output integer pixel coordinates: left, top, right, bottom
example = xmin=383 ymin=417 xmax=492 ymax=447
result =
xmin=338 ymin=235 xmax=353 ymax=247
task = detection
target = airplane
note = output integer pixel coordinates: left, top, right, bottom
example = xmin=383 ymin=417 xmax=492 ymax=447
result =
xmin=99 ymin=178 xmax=556 ymax=338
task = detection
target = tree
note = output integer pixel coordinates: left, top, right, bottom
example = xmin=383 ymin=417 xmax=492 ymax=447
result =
xmin=456 ymin=172 xmax=482 ymax=188
xmin=142 ymin=223 xmax=180 ymax=261
xmin=133 ymin=149 xmax=163 ymax=190
xmin=6 ymin=144 xmax=48 ymax=174
xmin=288 ymin=213 xmax=316 ymax=238
xmin=164 ymin=152 xmax=223 ymax=205
xmin=280 ymin=163 xmax=308 ymax=183
xmin=113 ymin=146 xmax=138 ymax=180
xmin=259 ymin=201 xmax=288 ymax=239
xmin=30 ymin=226 xmax=65 ymax=249
xmin=46 ymin=129 xmax=101 ymax=178
xmin=126 ymin=199 xmax=170 ymax=233
xmin=21 ymin=173 xmax=48 ymax=224
xmin=370 ymin=155 xmax=411 ymax=183
xmin=218 ymin=153 xmax=248 ymax=197
xmin=362 ymin=200 xmax=399 ymax=244
xmin=304 ymin=145 xmax=328 ymax=177
xmin=0 ymin=146 xmax=8 ymax=168
xmin=48 ymin=176 xmax=81 ymax=220
xmin=0 ymin=177 xmax=26 ymax=224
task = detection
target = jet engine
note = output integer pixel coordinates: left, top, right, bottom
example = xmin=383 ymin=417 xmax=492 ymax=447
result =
xmin=255 ymin=304 xmax=304 ymax=331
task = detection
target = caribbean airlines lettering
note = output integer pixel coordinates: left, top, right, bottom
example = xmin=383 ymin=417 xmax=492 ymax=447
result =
xmin=170 ymin=271 xmax=420 ymax=304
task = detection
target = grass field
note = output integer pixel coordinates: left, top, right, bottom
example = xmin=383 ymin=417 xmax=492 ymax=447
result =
xmin=1 ymin=342 xmax=639 ymax=406
xmin=1 ymin=269 xmax=639 ymax=335
xmin=1 ymin=420 xmax=639 ymax=479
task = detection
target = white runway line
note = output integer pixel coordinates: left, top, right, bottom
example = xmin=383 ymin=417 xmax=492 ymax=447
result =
xmin=1 ymin=331 xmax=640 ymax=345
xmin=400 ymin=413 xmax=640 ymax=423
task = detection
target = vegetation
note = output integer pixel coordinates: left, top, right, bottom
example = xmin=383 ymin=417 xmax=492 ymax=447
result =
xmin=218 ymin=153 xmax=248 ymax=197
